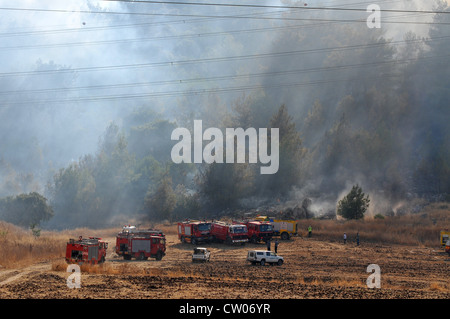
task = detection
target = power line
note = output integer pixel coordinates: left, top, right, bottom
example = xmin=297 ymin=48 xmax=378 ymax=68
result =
xmin=0 ymin=0 xmax=411 ymax=38
xmin=0 ymin=6 xmax=290 ymax=38
xmin=0 ymin=11 xmax=443 ymax=41
xmin=2 ymin=64 xmax=447 ymax=107
xmin=0 ymin=53 xmax=447 ymax=97
xmin=101 ymin=0 xmax=450 ymax=15
xmin=0 ymin=34 xmax=448 ymax=78
xmin=0 ymin=5 xmax=449 ymax=24
xmin=1 ymin=18 xmax=446 ymax=52
xmin=0 ymin=72 xmax=408 ymax=106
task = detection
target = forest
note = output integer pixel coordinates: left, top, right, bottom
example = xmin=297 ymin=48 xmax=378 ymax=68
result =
xmin=0 ymin=0 xmax=449 ymax=229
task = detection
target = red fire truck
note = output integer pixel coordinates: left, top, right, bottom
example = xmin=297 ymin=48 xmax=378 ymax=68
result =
xmin=177 ymin=220 xmax=212 ymax=245
xmin=210 ymin=221 xmax=248 ymax=245
xmin=115 ymin=226 xmax=166 ymax=261
xmin=65 ymin=236 xmax=108 ymax=265
xmin=244 ymin=220 xmax=274 ymax=243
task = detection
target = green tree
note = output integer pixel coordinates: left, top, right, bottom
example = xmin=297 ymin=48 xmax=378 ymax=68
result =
xmin=172 ymin=184 xmax=202 ymax=220
xmin=196 ymin=162 xmax=254 ymax=210
xmin=144 ymin=175 xmax=176 ymax=222
xmin=337 ymin=185 xmax=370 ymax=220
xmin=0 ymin=192 xmax=54 ymax=227
xmin=260 ymin=104 xmax=305 ymax=196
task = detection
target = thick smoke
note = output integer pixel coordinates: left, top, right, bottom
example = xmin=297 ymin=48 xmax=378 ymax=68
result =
xmin=0 ymin=0 xmax=448 ymax=228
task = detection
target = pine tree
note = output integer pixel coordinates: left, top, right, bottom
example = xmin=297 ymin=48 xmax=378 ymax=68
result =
xmin=261 ymin=104 xmax=305 ymax=196
xmin=144 ymin=175 xmax=176 ymax=222
xmin=337 ymin=185 xmax=370 ymax=220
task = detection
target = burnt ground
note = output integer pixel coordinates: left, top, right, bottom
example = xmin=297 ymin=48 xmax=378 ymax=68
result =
xmin=0 ymin=234 xmax=449 ymax=300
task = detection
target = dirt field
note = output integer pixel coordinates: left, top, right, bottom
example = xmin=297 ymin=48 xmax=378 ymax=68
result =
xmin=0 ymin=232 xmax=449 ymax=300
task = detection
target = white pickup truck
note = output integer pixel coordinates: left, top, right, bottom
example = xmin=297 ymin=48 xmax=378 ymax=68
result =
xmin=247 ymin=250 xmax=283 ymax=266
xmin=192 ymin=247 xmax=211 ymax=262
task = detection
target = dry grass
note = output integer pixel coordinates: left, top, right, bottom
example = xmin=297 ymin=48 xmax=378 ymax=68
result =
xmin=429 ymin=281 xmax=450 ymax=292
xmin=52 ymin=259 xmax=202 ymax=280
xmin=0 ymin=223 xmax=118 ymax=269
xmin=1 ymin=202 xmax=448 ymax=270
xmin=0 ymin=222 xmax=66 ymax=268
xmin=298 ymin=202 xmax=450 ymax=246
xmin=52 ymin=259 xmax=145 ymax=275
xmin=295 ymin=275 xmax=366 ymax=288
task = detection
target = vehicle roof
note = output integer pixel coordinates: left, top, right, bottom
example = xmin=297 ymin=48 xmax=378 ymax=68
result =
xmin=181 ymin=220 xmax=210 ymax=224
xmin=248 ymin=220 xmax=271 ymax=224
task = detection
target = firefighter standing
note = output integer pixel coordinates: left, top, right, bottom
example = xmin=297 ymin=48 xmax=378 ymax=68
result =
xmin=267 ymin=238 xmax=271 ymax=251
xmin=274 ymin=239 xmax=279 ymax=254
xmin=343 ymin=233 xmax=347 ymax=244
xmin=308 ymin=225 xmax=312 ymax=238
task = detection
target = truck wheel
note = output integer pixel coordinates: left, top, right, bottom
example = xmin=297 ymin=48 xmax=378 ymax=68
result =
xmin=260 ymin=259 xmax=265 ymax=266
xmin=226 ymin=237 xmax=232 ymax=245
xmin=251 ymin=236 xmax=258 ymax=244
xmin=281 ymin=232 xmax=289 ymax=240
xmin=123 ymin=255 xmax=132 ymax=260
xmin=156 ymin=251 xmax=163 ymax=261
xmin=277 ymin=259 xmax=283 ymax=266
xmin=181 ymin=236 xmax=186 ymax=243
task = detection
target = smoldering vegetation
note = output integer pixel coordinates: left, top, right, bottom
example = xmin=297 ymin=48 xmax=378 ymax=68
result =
xmin=0 ymin=0 xmax=449 ymax=229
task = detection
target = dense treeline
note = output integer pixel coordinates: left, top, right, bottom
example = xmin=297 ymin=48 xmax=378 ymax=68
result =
xmin=0 ymin=2 xmax=449 ymax=228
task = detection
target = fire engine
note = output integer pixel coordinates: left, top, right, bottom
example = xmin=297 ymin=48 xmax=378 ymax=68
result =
xmin=65 ymin=236 xmax=108 ymax=265
xmin=244 ymin=220 xmax=274 ymax=243
xmin=115 ymin=225 xmax=166 ymax=261
xmin=177 ymin=220 xmax=212 ymax=245
xmin=210 ymin=221 xmax=248 ymax=245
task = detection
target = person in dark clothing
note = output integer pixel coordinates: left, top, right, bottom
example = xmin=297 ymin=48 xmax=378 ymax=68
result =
xmin=274 ymin=239 xmax=279 ymax=254
xmin=266 ymin=238 xmax=271 ymax=251
xmin=356 ymin=232 xmax=360 ymax=246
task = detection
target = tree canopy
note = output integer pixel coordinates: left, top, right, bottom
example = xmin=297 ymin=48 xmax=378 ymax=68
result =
xmin=337 ymin=185 xmax=370 ymax=220
xmin=0 ymin=192 xmax=54 ymax=227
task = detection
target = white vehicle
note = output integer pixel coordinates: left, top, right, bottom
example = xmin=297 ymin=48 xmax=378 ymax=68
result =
xmin=247 ymin=250 xmax=283 ymax=266
xmin=192 ymin=247 xmax=211 ymax=262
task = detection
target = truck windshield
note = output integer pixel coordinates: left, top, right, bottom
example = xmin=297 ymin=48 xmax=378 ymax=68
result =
xmin=231 ymin=226 xmax=247 ymax=233
xmin=259 ymin=224 xmax=273 ymax=232
xmin=198 ymin=223 xmax=211 ymax=231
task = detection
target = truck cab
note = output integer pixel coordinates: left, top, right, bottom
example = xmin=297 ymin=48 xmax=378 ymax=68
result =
xmin=116 ymin=226 xmax=166 ymax=261
xmin=210 ymin=222 xmax=248 ymax=245
xmin=246 ymin=221 xmax=273 ymax=243
xmin=66 ymin=237 xmax=108 ymax=265
xmin=178 ymin=221 xmax=212 ymax=244
xmin=227 ymin=224 xmax=248 ymax=244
